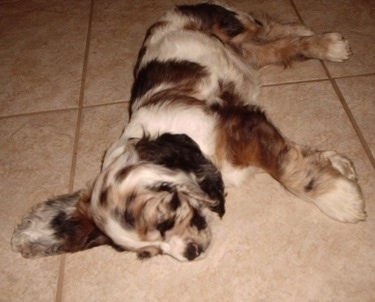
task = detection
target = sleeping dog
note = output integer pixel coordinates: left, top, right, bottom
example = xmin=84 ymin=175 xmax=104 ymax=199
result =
xmin=12 ymin=3 xmax=366 ymax=261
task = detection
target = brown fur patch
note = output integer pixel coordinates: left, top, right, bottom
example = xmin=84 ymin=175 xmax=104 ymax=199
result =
xmin=130 ymin=59 xmax=208 ymax=110
xmin=214 ymin=103 xmax=289 ymax=178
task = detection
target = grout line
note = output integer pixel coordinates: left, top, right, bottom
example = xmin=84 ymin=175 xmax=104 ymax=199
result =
xmin=261 ymin=77 xmax=328 ymax=88
xmin=261 ymin=72 xmax=375 ymax=88
xmin=55 ymin=1 xmax=95 ymax=301
xmin=289 ymin=0 xmax=304 ymax=24
xmin=55 ymin=256 xmax=67 ymax=302
xmin=320 ymin=62 xmax=375 ymax=169
xmin=289 ymin=0 xmax=375 ymax=170
xmin=81 ymin=99 xmax=129 ymax=109
xmin=0 ymin=107 xmax=79 ymax=120
xmin=0 ymin=101 xmax=130 ymax=121
xmin=333 ymin=72 xmax=375 ymax=80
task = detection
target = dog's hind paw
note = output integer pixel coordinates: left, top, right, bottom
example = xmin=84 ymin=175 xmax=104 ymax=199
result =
xmin=311 ymin=152 xmax=366 ymax=223
xmin=313 ymin=177 xmax=366 ymax=223
xmin=323 ymin=32 xmax=352 ymax=62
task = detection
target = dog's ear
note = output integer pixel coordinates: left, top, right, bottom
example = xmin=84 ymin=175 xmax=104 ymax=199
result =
xmin=11 ymin=188 xmax=112 ymax=259
xmin=176 ymin=182 xmax=225 ymax=218
xmin=136 ymin=133 xmax=226 ymax=217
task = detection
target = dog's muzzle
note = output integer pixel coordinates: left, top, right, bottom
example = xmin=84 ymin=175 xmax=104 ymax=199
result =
xmin=184 ymin=242 xmax=202 ymax=261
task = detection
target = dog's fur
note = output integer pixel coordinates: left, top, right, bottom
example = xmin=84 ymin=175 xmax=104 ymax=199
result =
xmin=12 ymin=3 xmax=366 ymax=262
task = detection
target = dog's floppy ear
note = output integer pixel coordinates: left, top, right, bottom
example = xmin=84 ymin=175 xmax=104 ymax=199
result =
xmin=175 ymin=182 xmax=225 ymax=218
xmin=11 ymin=188 xmax=112 ymax=259
xmin=136 ymin=133 xmax=226 ymax=217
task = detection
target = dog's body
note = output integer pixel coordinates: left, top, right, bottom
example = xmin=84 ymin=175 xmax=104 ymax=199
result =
xmin=12 ymin=3 xmax=366 ymax=261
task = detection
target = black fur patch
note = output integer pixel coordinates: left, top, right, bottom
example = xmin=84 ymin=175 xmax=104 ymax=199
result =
xmin=136 ymin=133 xmax=226 ymax=217
xmin=51 ymin=211 xmax=79 ymax=239
xmin=152 ymin=184 xmax=181 ymax=210
xmin=124 ymin=209 xmax=135 ymax=228
xmin=99 ymin=188 xmax=108 ymax=207
xmin=136 ymin=133 xmax=204 ymax=171
xmin=137 ymin=250 xmax=152 ymax=259
xmin=178 ymin=3 xmax=244 ymax=37
xmin=190 ymin=208 xmax=207 ymax=231
xmin=157 ymin=218 xmax=175 ymax=238
xmin=169 ymin=191 xmax=181 ymax=211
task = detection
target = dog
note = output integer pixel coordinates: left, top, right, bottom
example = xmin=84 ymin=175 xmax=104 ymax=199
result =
xmin=11 ymin=2 xmax=366 ymax=262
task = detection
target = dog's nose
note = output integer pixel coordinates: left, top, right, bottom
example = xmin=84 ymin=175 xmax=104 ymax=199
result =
xmin=184 ymin=242 xmax=202 ymax=261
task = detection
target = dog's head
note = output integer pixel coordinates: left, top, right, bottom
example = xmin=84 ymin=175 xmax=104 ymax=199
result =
xmin=12 ymin=133 xmax=225 ymax=262
xmin=90 ymin=133 xmax=225 ymax=261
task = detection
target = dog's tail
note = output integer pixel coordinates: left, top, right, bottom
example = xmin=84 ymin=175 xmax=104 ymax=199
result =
xmin=11 ymin=189 xmax=113 ymax=259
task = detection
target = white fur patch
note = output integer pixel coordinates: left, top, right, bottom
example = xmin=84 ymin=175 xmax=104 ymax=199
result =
xmin=104 ymin=218 xmax=162 ymax=251
xmin=161 ymin=236 xmax=188 ymax=261
xmin=123 ymin=103 xmax=217 ymax=157
xmin=324 ymin=32 xmax=352 ymax=62
xmin=310 ymin=177 xmax=366 ymax=223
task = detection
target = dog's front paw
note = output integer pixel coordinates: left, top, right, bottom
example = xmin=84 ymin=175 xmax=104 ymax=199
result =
xmin=322 ymin=32 xmax=352 ymax=62
xmin=136 ymin=246 xmax=162 ymax=260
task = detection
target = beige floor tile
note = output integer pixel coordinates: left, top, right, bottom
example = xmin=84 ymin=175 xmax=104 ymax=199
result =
xmin=73 ymin=103 xmax=129 ymax=189
xmin=293 ymin=0 xmax=375 ymax=77
xmin=258 ymin=81 xmax=358 ymax=149
xmin=234 ymin=0 xmax=301 ymax=17
xmin=336 ymin=75 xmax=375 ymax=158
xmin=84 ymin=1 xmax=177 ymax=107
xmin=260 ymin=60 xmax=326 ymax=85
xmin=0 ymin=110 xmax=77 ymax=301
xmin=0 ymin=1 xmax=90 ymax=116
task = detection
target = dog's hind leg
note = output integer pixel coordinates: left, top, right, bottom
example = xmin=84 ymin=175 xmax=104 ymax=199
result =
xmin=248 ymin=11 xmax=314 ymax=40
xmin=277 ymin=145 xmax=366 ymax=223
xmin=175 ymin=4 xmax=351 ymax=68
xmin=215 ymin=104 xmax=366 ymax=223
xmin=241 ymin=32 xmax=352 ymax=68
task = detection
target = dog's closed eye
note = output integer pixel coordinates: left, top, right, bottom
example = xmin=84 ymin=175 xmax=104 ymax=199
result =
xmin=190 ymin=209 xmax=207 ymax=231
xmin=156 ymin=218 xmax=175 ymax=238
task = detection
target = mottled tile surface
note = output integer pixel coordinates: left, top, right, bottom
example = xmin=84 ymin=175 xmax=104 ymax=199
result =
xmin=336 ymin=75 xmax=375 ymax=158
xmin=1 ymin=0 xmax=375 ymax=301
xmin=0 ymin=1 xmax=91 ymax=115
xmin=74 ymin=103 xmax=129 ymax=189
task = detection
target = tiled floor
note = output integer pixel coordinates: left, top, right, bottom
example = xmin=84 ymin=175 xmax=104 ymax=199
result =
xmin=1 ymin=0 xmax=374 ymax=301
